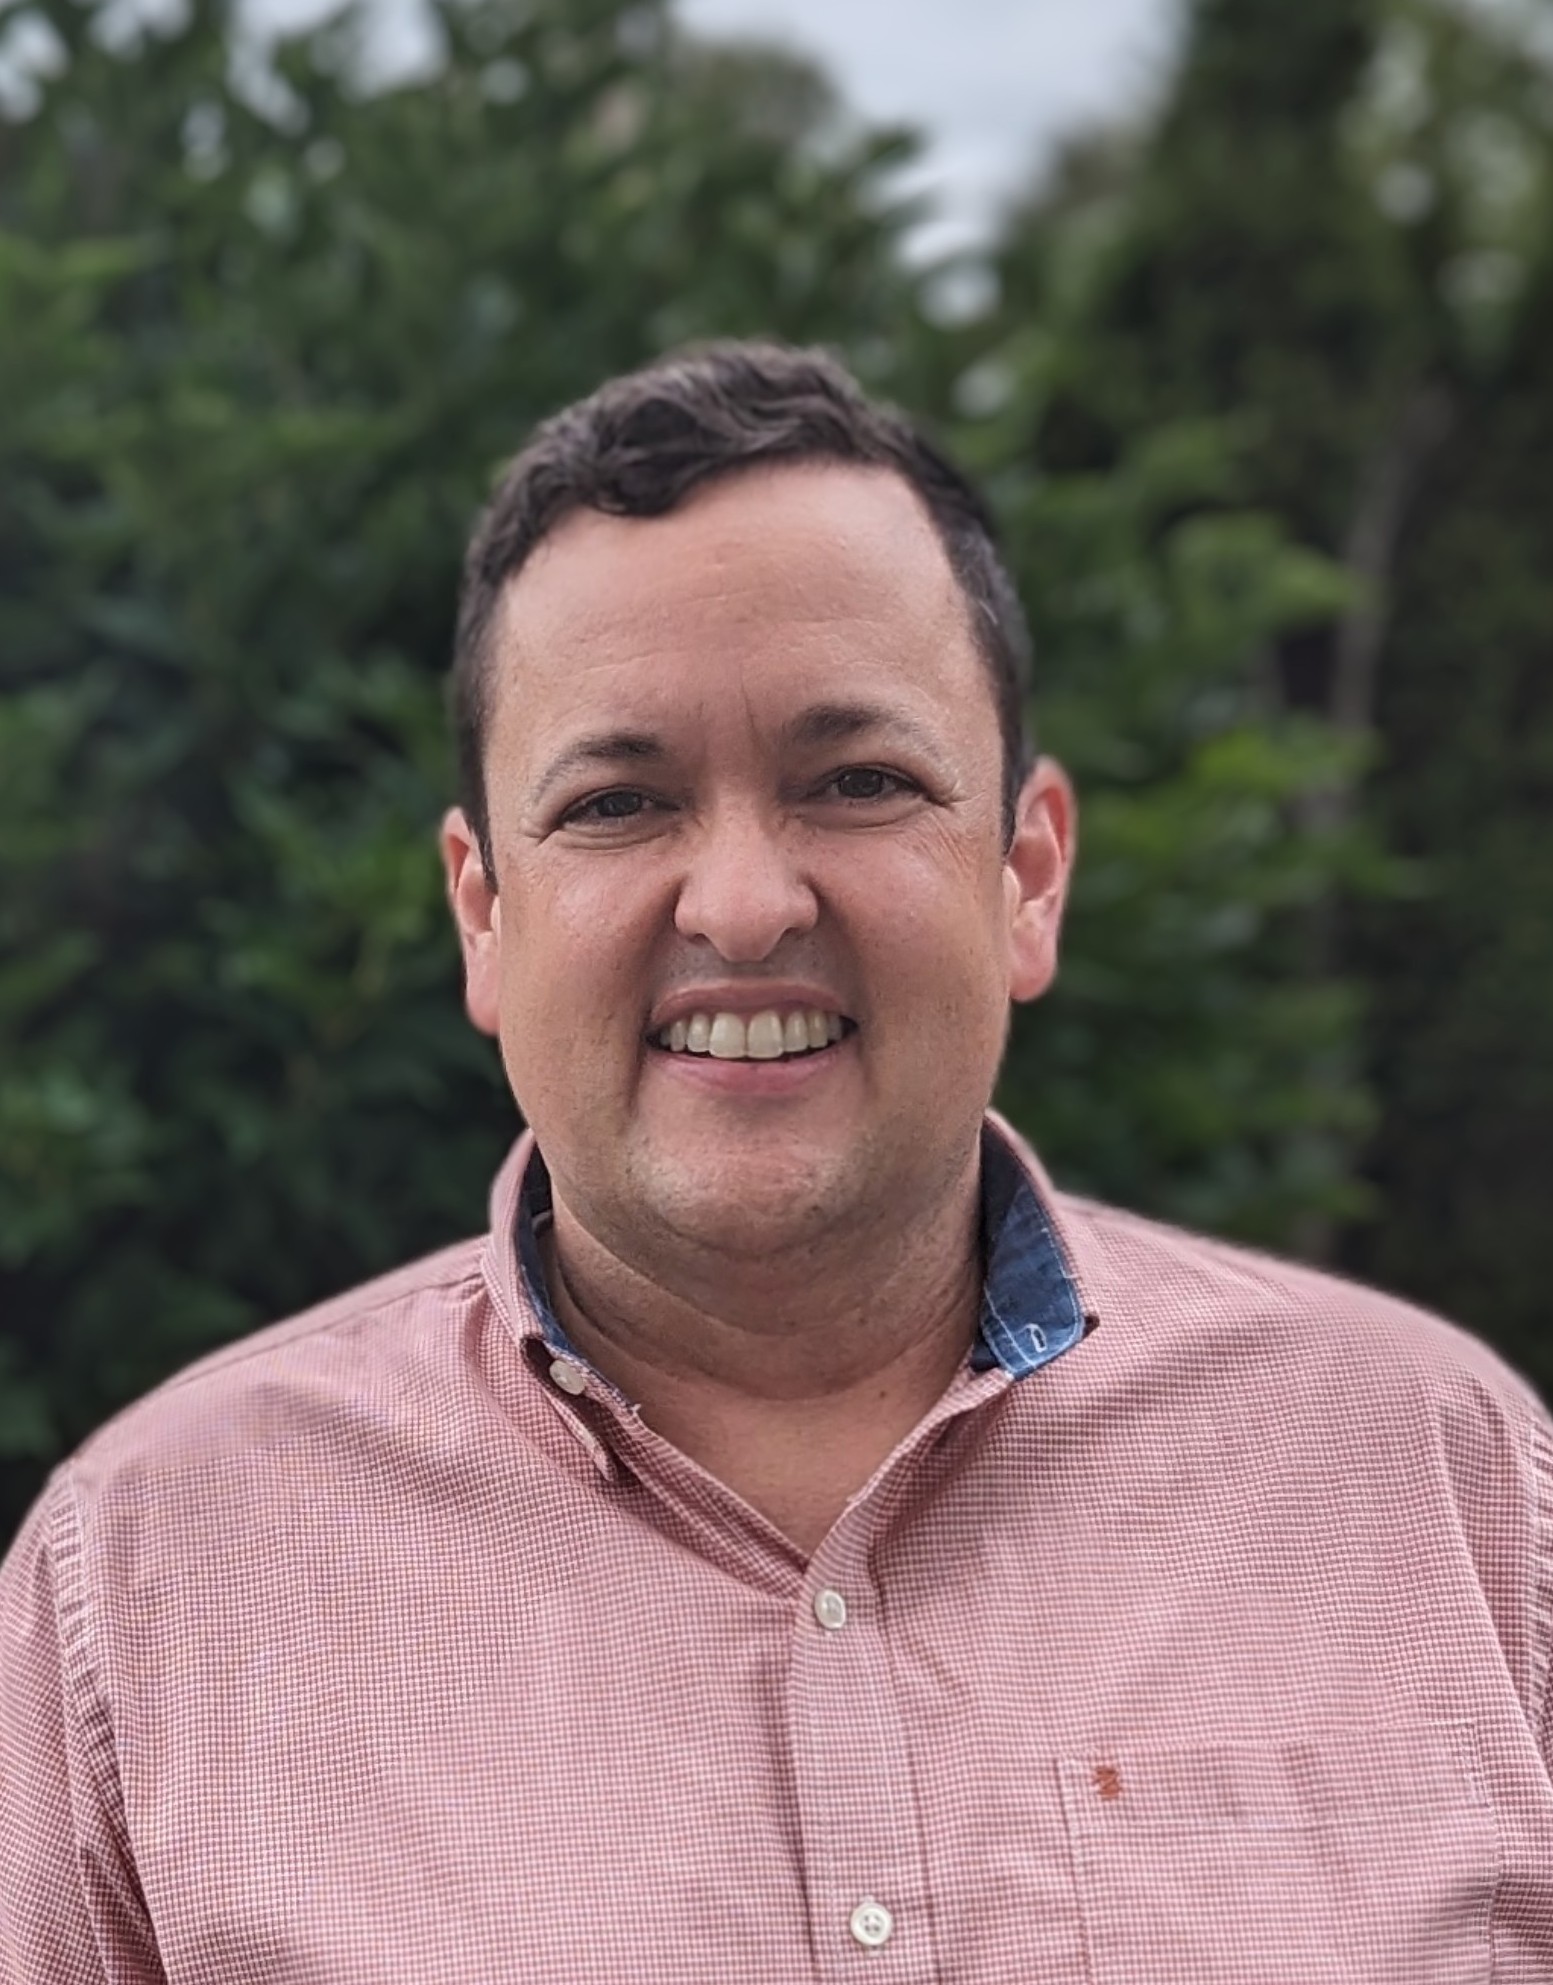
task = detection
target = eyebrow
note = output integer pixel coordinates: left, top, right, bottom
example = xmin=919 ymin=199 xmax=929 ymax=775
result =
xmin=528 ymin=730 xmax=669 ymax=812
xmin=781 ymin=701 xmax=944 ymax=759
xmin=528 ymin=701 xmax=945 ymax=810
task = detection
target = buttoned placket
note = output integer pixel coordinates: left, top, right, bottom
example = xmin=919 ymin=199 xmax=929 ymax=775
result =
xmin=526 ymin=1311 xmax=1015 ymax=1983
xmin=787 ymin=1367 xmax=1011 ymax=1983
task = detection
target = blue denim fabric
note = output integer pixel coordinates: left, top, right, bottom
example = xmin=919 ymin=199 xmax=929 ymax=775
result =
xmin=967 ymin=1124 xmax=1088 ymax=1375
xmin=516 ymin=1121 xmax=1087 ymax=1383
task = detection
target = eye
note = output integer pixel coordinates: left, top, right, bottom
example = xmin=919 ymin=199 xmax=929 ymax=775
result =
xmin=560 ymin=788 xmax=663 ymax=827
xmin=824 ymin=767 xmax=918 ymax=802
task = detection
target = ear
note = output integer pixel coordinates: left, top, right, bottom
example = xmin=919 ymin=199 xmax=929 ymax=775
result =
xmin=440 ymin=807 xmax=502 ymax=1037
xmin=1003 ymin=757 xmax=1077 ymax=1004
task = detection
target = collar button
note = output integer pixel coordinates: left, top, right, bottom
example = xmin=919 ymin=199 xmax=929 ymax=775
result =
xmin=548 ymin=1358 xmax=589 ymax=1397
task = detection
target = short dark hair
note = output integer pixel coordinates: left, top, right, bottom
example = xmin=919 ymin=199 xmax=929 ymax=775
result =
xmin=451 ymin=340 xmax=1034 ymax=871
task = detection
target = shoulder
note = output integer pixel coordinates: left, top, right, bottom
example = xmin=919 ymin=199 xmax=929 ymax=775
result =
xmin=1059 ymin=1189 xmax=1527 ymax=1374
xmin=988 ymin=1111 xmax=1540 ymax=1421
xmin=60 ymin=1235 xmax=491 ymax=1494
xmin=1051 ymin=1187 xmax=1552 ymax=1476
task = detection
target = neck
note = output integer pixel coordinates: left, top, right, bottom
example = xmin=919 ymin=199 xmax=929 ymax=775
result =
xmin=537 ymin=1166 xmax=985 ymax=1552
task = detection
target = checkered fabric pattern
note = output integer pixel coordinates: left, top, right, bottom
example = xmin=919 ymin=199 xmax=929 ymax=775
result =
xmin=4 ymin=1112 xmax=1552 ymax=1982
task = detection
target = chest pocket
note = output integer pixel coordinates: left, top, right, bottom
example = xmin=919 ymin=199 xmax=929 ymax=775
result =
xmin=1058 ymin=1722 xmax=1495 ymax=1985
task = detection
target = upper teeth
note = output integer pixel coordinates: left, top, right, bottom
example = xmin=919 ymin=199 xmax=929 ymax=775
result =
xmin=656 ymin=1009 xmax=845 ymax=1059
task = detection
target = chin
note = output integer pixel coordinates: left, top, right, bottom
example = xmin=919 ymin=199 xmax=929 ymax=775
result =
xmin=649 ymin=1167 xmax=847 ymax=1258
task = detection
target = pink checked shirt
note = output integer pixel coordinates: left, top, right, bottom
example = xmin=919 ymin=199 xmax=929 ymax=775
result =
xmin=4 ymin=1113 xmax=1553 ymax=1982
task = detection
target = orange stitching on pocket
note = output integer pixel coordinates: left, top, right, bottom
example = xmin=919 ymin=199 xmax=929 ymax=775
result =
xmin=1092 ymin=1764 xmax=1123 ymax=1802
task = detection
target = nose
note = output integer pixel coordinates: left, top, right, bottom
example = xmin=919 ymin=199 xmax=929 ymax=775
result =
xmin=673 ymin=806 xmax=819 ymax=962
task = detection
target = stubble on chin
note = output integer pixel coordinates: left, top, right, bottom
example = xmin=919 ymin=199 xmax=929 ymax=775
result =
xmin=612 ymin=1125 xmax=903 ymax=1270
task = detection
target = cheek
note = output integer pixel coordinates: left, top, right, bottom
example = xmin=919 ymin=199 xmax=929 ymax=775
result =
xmin=495 ymin=868 xmax=655 ymax=1051
xmin=829 ymin=875 xmax=1012 ymax=1074
xmin=858 ymin=840 xmax=1010 ymax=982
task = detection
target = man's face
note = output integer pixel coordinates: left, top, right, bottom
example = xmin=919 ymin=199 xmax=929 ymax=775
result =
xmin=443 ymin=463 xmax=1074 ymax=1270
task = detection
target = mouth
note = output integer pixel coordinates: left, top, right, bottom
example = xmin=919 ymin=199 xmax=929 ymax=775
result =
xmin=646 ymin=1006 xmax=858 ymax=1065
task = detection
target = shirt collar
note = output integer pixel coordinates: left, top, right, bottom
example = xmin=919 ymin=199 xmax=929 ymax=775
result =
xmin=969 ymin=1120 xmax=1090 ymax=1375
xmin=508 ymin=1115 xmax=1090 ymax=1384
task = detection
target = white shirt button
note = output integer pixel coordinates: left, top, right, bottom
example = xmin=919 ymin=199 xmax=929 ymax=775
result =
xmin=849 ymin=1899 xmax=894 ymax=1949
xmin=813 ymin=1588 xmax=848 ymax=1631
xmin=548 ymin=1358 xmax=588 ymax=1397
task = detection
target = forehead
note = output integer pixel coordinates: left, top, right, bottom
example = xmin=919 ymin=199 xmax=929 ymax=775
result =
xmin=485 ymin=462 xmax=986 ymax=743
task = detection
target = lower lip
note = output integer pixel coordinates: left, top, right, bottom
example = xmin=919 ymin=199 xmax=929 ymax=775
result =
xmin=645 ymin=1032 xmax=855 ymax=1095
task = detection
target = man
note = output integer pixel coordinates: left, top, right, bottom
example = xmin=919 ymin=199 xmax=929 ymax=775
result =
xmin=2 ymin=341 xmax=1550 ymax=1982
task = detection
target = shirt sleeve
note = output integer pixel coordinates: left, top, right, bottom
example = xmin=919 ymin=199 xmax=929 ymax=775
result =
xmin=1536 ymin=1414 xmax=1553 ymax=1787
xmin=0 ymin=1477 xmax=165 ymax=1985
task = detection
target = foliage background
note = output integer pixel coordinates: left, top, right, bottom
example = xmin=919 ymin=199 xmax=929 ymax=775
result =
xmin=2 ymin=0 xmax=1550 ymax=1542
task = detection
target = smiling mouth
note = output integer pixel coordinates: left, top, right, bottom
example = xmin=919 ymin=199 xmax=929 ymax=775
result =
xmin=648 ymin=1008 xmax=858 ymax=1063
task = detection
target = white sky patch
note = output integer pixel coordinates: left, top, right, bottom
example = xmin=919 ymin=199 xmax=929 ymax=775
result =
xmin=676 ymin=0 xmax=1178 ymax=258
